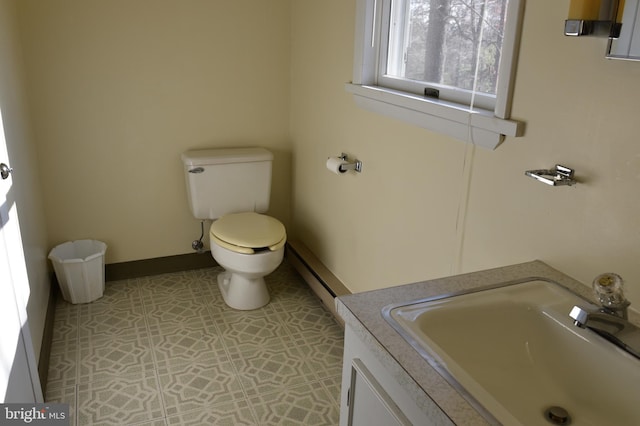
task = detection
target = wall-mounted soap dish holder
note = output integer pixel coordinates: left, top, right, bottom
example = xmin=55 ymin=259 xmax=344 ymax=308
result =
xmin=525 ymin=165 xmax=577 ymax=186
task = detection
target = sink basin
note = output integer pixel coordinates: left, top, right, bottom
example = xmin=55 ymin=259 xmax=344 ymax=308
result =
xmin=383 ymin=279 xmax=640 ymax=425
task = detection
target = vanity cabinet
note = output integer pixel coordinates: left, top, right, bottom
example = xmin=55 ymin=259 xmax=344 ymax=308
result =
xmin=346 ymin=358 xmax=410 ymax=425
xmin=339 ymin=325 xmax=445 ymax=426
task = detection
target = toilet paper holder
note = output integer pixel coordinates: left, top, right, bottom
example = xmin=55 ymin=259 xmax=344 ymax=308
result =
xmin=336 ymin=153 xmax=363 ymax=173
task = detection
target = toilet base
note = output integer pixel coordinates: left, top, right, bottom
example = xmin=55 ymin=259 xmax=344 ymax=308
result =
xmin=217 ymin=271 xmax=270 ymax=310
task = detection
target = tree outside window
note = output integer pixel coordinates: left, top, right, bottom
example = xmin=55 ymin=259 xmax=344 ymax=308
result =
xmin=387 ymin=0 xmax=508 ymax=97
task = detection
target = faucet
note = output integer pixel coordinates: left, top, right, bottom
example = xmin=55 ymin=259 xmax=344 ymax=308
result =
xmin=569 ymin=273 xmax=640 ymax=360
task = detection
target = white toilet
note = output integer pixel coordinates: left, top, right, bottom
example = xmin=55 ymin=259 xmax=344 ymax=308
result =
xmin=181 ymin=147 xmax=286 ymax=310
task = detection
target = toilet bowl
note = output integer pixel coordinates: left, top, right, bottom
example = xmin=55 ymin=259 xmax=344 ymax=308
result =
xmin=209 ymin=212 xmax=286 ymax=310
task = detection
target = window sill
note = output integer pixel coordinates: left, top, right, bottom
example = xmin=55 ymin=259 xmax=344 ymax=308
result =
xmin=345 ymin=83 xmax=524 ymax=150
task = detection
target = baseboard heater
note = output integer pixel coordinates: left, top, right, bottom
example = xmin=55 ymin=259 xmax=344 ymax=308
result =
xmin=286 ymin=240 xmax=351 ymax=326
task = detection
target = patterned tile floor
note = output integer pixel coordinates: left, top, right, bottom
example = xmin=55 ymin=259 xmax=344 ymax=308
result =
xmin=45 ymin=259 xmax=344 ymax=425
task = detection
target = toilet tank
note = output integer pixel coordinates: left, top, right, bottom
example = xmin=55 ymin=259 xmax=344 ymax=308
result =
xmin=181 ymin=147 xmax=273 ymax=220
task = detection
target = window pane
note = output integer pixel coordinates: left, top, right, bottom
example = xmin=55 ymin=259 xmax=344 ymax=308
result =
xmin=387 ymin=0 xmax=508 ymax=96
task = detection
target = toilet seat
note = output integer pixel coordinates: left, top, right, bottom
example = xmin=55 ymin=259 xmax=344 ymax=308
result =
xmin=210 ymin=212 xmax=286 ymax=254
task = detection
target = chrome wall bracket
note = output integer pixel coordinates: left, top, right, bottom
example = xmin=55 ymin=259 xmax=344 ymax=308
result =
xmin=525 ymin=165 xmax=577 ymax=186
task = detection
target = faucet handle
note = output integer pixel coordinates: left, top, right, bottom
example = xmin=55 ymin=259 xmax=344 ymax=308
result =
xmin=569 ymin=305 xmax=590 ymax=327
xmin=592 ymin=273 xmax=630 ymax=317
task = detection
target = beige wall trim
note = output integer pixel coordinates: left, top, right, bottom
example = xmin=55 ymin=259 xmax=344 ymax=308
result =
xmin=287 ymin=240 xmax=351 ymax=296
xmin=105 ymin=252 xmax=217 ymax=282
xmin=286 ymin=240 xmax=351 ymax=325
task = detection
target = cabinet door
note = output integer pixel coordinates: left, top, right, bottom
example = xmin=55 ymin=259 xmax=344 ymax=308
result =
xmin=347 ymin=358 xmax=411 ymax=426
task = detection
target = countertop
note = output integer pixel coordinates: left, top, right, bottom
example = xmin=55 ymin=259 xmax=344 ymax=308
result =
xmin=335 ymin=260 xmax=640 ymax=425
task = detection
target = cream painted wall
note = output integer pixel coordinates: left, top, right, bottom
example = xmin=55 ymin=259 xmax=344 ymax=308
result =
xmin=290 ymin=0 xmax=640 ymax=309
xmin=462 ymin=1 xmax=640 ymax=306
xmin=11 ymin=0 xmax=640 ymax=314
xmin=17 ymin=0 xmax=292 ymax=263
xmin=290 ymin=0 xmax=470 ymax=290
xmin=0 ymin=0 xmax=50 ymax=360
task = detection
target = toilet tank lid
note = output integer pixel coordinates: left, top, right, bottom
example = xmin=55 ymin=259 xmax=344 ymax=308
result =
xmin=182 ymin=147 xmax=272 ymax=166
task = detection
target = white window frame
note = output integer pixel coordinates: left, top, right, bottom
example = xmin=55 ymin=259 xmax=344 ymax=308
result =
xmin=346 ymin=0 xmax=525 ymax=149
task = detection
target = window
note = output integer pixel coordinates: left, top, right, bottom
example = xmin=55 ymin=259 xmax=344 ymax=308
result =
xmin=346 ymin=0 xmax=525 ymax=149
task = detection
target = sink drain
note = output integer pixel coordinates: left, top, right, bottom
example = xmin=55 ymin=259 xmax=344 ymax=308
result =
xmin=544 ymin=406 xmax=571 ymax=425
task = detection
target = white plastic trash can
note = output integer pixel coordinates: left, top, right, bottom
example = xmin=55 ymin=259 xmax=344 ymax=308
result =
xmin=48 ymin=239 xmax=107 ymax=304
